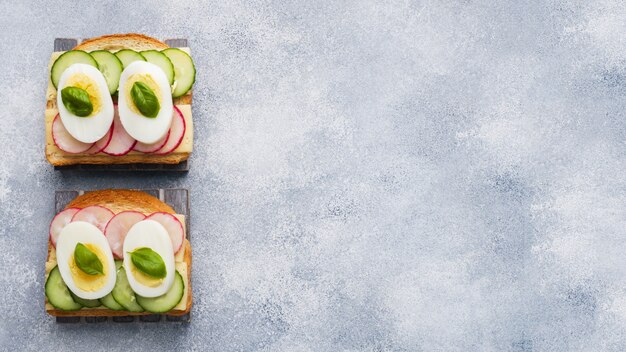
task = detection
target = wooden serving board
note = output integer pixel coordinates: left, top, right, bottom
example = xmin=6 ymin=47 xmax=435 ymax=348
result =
xmin=53 ymin=188 xmax=191 ymax=323
xmin=52 ymin=38 xmax=190 ymax=172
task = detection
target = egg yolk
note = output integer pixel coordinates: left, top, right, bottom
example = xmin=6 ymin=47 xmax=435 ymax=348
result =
xmin=130 ymin=261 xmax=164 ymax=288
xmin=125 ymin=73 xmax=161 ymax=115
xmin=65 ymin=73 xmax=102 ymax=116
xmin=68 ymin=243 xmax=108 ymax=292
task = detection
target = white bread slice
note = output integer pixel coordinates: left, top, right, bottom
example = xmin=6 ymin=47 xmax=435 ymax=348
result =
xmin=45 ymin=34 xmax=193 ymax=166
xmin=45 ymin=190 xmax=192 ymax=317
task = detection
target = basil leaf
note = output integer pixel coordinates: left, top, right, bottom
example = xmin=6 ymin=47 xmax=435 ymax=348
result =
xmin=129 ymin=247 xmax=166 ymax=278
xmin=61 ymin=86 xmax=93 ymax=117
xmin=74 ymin=243 xmax=104 ymax=275
xmin=131 ymin=82 xmax=160 ymax=118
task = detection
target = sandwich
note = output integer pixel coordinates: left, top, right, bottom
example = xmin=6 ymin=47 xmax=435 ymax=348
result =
xmin=45 ymin=34 xmax=195 ymax=166
xmin=45 ymin=189 xmax=192 ymax=317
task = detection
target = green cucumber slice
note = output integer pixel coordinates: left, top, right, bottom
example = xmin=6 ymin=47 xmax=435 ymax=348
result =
xmin=70 ymin=291 xmax=101 ymax=308
xmin=141 ymin=50 xmax=175 ymax=85
xmin=111 ymin=264 xmax=144 ymax=312
xmin=45 ymin=266 xmax=83 ymax=311
xmin=115 ymin=49 xmax=146 ymax=69
xmin=162 ymin=48 xmax=196 ymax=98
xmin=100 ymin=292 xmax=124 ymax=310
xmin=99 ymin=260 xmax=124 ymax=310
xmin=50 ymin=50 xmax=99 ymax=89
xmin=90 ymin=50 xmax=123 ymax=94
xmin=136 ymin=271 xmax=185 ymax=313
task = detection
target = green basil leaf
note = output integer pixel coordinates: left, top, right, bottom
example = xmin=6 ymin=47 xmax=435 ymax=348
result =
xmin=74 ymin=243 xmax=104 ymax=275
xmin=61 ymin=86 xmax=93 ymax=117
xmin=131 ymin=82 xmax=160 ymax=118
xmin=129 ymin=247 xmax=166 ymax=278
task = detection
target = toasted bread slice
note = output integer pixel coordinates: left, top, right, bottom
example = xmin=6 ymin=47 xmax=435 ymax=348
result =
xmin=75 ymin=33 xmax=169 ymax=51
xmin=45 ymin=190 xmax=192 ymax=317
xmin=45 ymin=34 xmax=193 ymax=166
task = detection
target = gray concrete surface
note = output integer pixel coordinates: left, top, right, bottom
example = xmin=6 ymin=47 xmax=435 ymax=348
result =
xmin=1 ymin=0 xmax=625 ymax=350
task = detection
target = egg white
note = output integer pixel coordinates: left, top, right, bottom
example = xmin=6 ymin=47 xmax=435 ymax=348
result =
xmin=55 ymin=221 xmax=116 ymax=300
xmin=118 ymin=61 xmax=173 ymax=144
xmin=57 ymin=64 xmax=114 ymax=143
xmin=123 ymin=219 xmax=175 ymax=297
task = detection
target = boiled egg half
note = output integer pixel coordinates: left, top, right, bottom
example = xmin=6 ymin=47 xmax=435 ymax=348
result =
xmin=118 ymin=61 xmax=173 ymax=144
xmin=123 ymin=219 xmax=175 ymax=297
xmin=55 ymin=221 xmax=116 ymax=299
xmin=56 ymin=64 xmax=114 ymax=143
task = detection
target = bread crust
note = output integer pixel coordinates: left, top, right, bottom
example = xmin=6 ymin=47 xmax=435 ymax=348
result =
xmin=45 ymin=151 xmax=190 ymax=166
xmin=46 ymin=189 xmax=192 ymax=317
xmin=74 ymin=33 xmax=169 ymax=51
xmin=65 ymin=189 xmax=176 ymax=214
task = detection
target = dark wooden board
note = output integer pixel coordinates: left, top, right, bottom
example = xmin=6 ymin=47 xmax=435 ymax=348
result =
xmin=52 ymin=37 xmax=189 ymax=172
xmin=53 ymin=188 xmax=191 ymax=323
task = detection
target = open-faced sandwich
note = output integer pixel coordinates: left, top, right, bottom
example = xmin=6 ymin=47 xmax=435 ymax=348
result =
xmin=45 ymin=34 xmax=195 ymax=166
xmin=45 ymin=190 xmax=191 ymax=317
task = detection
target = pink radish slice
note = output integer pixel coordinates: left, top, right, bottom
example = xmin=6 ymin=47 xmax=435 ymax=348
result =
xmin=71 ymin=205 xmax=114 ymax=232
xmin=105 ymin=211 xmax=146 ymax=259
xmin=52 ymin=115 xmax=94 ymax=153
xmin=102 ymin=108 xmax=136 ymax=156
xmin=85 ymin=127 xmax=113 ymax=154
xmin=154 ymin=107 xmax=186 ymax=155
xmin=146 ymin=212 xmax=184 ymax=253
xmin=49 ymin=208 xmax=80 ymax=248
xmin=134 ymin=130 xmax=170 ymax=153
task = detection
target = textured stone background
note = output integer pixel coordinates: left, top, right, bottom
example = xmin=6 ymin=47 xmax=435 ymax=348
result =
xmin=1 ymin=0 xmax=626 ymax=351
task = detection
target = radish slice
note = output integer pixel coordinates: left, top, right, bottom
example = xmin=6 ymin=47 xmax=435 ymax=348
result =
xmin=85 ymin=127 xmax=113 ymax=154
xmin=154 ymin=107 xmax=185 ymax=155
xmin=49 ymin=208 xmax=80 ymax=248
xmin=71 ymin=205 xmax=114 ymax=232
xmin=133 ymin=130 xmax=170 ymax=153
xmin=105 ymin=211 xmax=146 ymax=259
xmin=52 ymin=115 xmax=94 ymax=154
xmin=146 ymin=212 xmax=184 ymax=253
xmin=102 ymin=108 xmax=137 ymax=156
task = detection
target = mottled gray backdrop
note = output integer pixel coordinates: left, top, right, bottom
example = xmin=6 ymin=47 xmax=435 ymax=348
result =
xmin=1 ymin=0 xmax=625 ymax=351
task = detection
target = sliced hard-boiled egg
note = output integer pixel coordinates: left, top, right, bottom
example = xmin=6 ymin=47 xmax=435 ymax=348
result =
xmin=56 ymin=64 xmax=114 ymax=143
xmin=123 ymin=219 xmax=175 ymax=297
xmin=118 ymin=61 xmax=173 ymax=144
xmin=55 ymin=221 xmax=116 ymax=300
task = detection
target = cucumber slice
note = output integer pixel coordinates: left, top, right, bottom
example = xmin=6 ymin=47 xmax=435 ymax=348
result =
xmin=111 ymin=264 xmax=144 ymax=312
xmin=50 ymin=50 xmax=98 ymax=89
xmin=162 ymin=48 xmax=196 ymax=98
xmin=70 ymin=292 xmax=101 ymax=308
xmin=141 ymin=50 xmax=175 ymax=85
xmin=90 ymin=50 xmax=123 ymax=94
xmin=45 ymin=266 xmax=83 ymax=311
xmin=115 ymin=49 xmax=145 ymax=69
xmin=100 ymin=260 xmax=124 ymax=310
xmin=136 ymin=271 xmax=185 ymax=313
xmin=100 ymin=292 xmax=124 ymax=310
